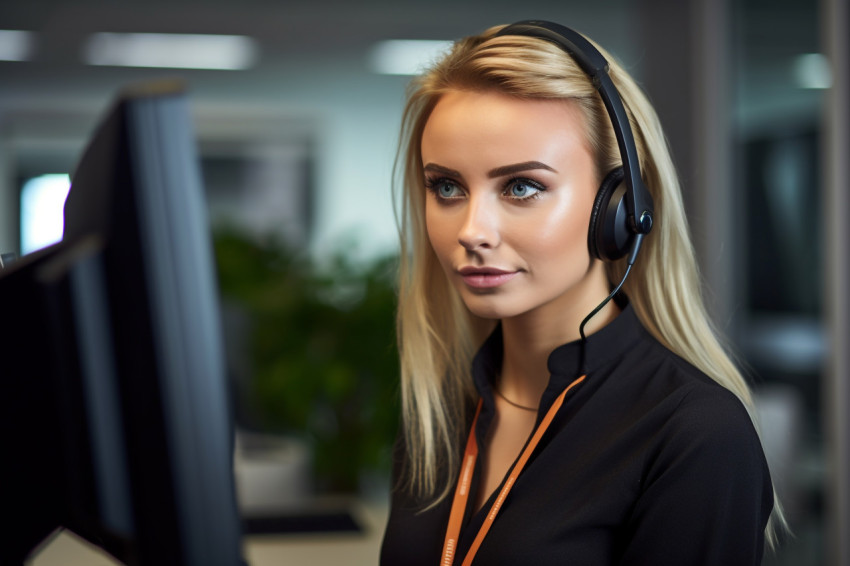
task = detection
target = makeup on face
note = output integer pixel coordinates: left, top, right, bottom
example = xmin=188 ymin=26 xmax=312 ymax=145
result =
xmin=457 ymin=266 xmax=520 ymax=290
xmin=421 ymin=89 xmax=610 ymax=323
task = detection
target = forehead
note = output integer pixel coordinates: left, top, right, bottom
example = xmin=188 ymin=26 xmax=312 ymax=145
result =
xmin=421 ymin=90 xmax=591 ymax=168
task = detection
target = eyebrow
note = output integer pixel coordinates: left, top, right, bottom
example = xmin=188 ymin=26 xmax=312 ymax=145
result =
xmin=423 ymin=163 xmax=462 ymax=178
xmin=422 ymin=161 xmax=557 ymax=179
xmin=487 ymin=161 xmax=557 ymax=178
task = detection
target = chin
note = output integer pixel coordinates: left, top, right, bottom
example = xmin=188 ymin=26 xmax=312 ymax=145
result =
xmin=459 ymin=293 xmax=526 ymax=320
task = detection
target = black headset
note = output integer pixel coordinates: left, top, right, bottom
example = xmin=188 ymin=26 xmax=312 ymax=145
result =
xmin=494 ymin=20 xmax=654 ymax=266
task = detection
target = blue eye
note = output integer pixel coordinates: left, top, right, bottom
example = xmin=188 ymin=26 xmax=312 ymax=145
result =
xmin=425 ymin=177 xmax=463 ymax=200
xmin=439 ymin=182 xmax=460 ymax=198
xmin=505 ymin=179 xmax=544 ymax=200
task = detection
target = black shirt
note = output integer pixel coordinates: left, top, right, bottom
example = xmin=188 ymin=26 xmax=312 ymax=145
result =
xmin=381 ymin=305 xmax=773 ymax=565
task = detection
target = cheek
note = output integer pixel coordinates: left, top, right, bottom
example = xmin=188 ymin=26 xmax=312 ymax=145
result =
xmin=425 ymin=202 xmax=453 ymax=259
xmin=519 ymin=195 xmax=592 ymax=265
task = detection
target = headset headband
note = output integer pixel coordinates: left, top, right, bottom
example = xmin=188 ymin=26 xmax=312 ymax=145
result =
xmin=494 ymin=20 xmax=654 ymax=237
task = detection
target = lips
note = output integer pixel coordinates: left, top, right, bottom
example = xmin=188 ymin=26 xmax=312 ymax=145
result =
xmin=457 ymin=266 xmax=519 ymax=289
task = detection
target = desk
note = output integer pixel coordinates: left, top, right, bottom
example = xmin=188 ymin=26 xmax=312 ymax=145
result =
xmin=27 ymin=500 xmax=389 ymax=566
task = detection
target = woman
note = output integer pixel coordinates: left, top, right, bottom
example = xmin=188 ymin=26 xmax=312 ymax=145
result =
xmin=381 ymin=20 xmax=781 ymax=565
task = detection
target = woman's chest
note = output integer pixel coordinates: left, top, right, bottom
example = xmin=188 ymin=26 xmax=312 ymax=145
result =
xmin=474 ymin=406 xmax=537 ymax=512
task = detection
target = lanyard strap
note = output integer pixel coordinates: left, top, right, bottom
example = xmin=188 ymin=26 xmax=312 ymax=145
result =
xmin=440 ymin=374 xmax=587 ymax=566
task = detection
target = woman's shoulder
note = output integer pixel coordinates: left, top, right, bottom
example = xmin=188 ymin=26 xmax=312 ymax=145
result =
xmin=619 ymin=329 xmax=760 ymax=439
xmin=612 ymin=345 xmax=774 ymax=565
xmin=633 ymin=341 xmax=766 ymax=463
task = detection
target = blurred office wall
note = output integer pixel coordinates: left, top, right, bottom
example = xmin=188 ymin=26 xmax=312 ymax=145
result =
xmin=822 ymin=1 xmax=849 ymax=565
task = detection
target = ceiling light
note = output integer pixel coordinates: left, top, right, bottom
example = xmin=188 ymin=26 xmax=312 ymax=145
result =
xmin=792 ymin=53 xmax=832 ymax=89
xmin=0 ymin=30 xmax=36 ymax=61
xmin=370 ymin=39 xmax=453 ymax=75
xmin=83 ymin=32 xmax=259 ymax=70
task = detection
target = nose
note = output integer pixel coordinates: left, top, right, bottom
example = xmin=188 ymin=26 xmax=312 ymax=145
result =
xmin=458 ymin=194 xmax=500 ymax=251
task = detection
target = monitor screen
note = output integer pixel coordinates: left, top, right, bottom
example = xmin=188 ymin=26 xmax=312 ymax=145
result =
xmin=0 ymin=81 xmax=244 ymax=565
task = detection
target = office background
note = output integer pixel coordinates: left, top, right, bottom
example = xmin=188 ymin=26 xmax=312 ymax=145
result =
xmin=1 ymin=0 xmax=847 ymax=564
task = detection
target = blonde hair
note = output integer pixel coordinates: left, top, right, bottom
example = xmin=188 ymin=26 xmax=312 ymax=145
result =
xmin=393 ymin=24 xmax=785 ymax=543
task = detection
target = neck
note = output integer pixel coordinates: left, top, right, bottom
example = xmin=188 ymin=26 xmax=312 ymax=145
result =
xmin=498 ymin=265 xmax=620 ymax=408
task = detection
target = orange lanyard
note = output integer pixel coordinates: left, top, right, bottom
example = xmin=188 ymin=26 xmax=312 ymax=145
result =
xmin=440 ymin=374 xmax=587 ymax=566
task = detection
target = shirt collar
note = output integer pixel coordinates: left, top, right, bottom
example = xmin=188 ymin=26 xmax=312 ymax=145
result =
xmin=471 ymin=301 xmax=645 ymax=417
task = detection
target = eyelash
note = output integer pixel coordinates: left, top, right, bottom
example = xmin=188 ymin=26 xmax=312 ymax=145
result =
xmin=423 ymin=177 xmax=461 ymax=199
xmin=504 ymin=177 xmax=546 ymax=201
xmin=423 ymin=177 xmax=547 ymax=202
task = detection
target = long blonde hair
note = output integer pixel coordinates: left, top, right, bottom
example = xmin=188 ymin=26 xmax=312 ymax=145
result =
xmin=393 ymin=24 xmax=784 ymax=543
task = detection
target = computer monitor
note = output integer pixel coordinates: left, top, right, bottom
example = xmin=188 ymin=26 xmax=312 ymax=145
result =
xmin=0 ymin=81 xmax=244 ymax=565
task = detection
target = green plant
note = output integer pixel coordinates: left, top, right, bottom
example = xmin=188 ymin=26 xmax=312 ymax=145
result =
xmin=214 ymin=228 xmax=399 ymax=493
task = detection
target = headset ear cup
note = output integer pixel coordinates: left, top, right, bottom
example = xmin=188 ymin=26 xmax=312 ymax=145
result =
xmin=588 ymin=167 xmax=632 ymax=261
